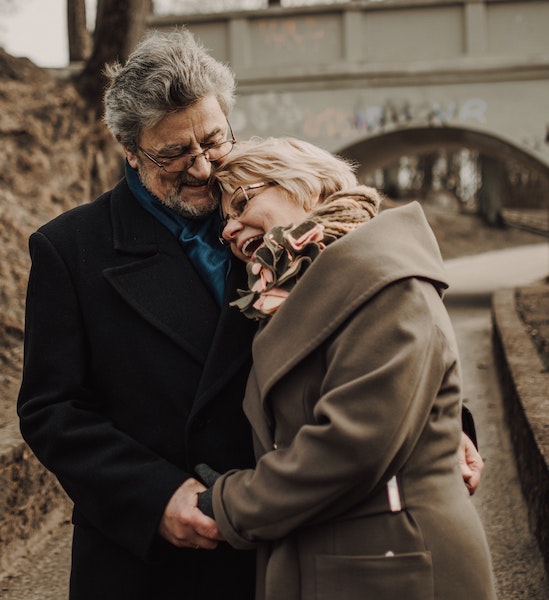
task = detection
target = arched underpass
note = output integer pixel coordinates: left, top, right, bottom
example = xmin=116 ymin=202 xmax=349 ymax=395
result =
xmin=340 ymin=126 xmax=549 ymax=223
xmin=341 ymin=126 xmax=549 ymax=183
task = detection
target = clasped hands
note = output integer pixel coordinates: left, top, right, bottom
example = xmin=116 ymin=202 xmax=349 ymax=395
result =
xmin=158 ymin=436 xmax=482 ymax=550
xmin=156 ymin=464 xmax=221 ymax=550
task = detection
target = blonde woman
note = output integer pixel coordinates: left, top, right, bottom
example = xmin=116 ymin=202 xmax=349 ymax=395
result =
xmin=195 ymin=137 xmax=495 ymax=600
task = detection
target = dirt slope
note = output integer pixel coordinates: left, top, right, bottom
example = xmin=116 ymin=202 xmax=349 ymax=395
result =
xmin=0 ymin=49 xmax=122 ymax=427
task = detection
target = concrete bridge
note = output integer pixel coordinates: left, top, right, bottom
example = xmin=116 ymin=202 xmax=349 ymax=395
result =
xmin=150 ymin=0 xmax=549 ymax=188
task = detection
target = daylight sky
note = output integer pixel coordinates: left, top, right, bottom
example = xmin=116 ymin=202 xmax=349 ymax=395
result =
xmin=0 ymin=0 xmax=230 ymax=68
xmin=1 ymin=0 xmax=70 ymax=67
xmin=0 ymin=0 xmax=382 ymax=68
xmin=0 ymin=0 xmax=269 ymax=68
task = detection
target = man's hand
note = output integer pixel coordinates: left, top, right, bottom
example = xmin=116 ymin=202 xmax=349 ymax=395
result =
xmin=158 ymin=478 xmax=224 ymax=549
xmin=459 ymin=432 xmax=484 ymax=495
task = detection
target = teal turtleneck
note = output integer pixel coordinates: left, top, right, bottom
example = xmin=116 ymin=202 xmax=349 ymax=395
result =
xmin=125 ymin=161 xmax=231 ymax=306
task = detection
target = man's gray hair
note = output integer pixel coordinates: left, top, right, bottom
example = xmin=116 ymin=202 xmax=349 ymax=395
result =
xmin=103 ymin=28 xmax=236 ymax=152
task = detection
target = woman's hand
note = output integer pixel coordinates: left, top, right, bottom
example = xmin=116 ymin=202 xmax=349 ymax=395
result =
xmin=459 ymin=432 xmax=484 ymax=495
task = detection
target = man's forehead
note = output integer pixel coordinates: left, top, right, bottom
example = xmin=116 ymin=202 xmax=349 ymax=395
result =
xmin=140 ymin=101 xmax=226 ymax=150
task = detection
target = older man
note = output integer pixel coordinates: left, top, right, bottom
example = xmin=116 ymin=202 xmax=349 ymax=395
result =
xmin=18 ymin=29 xmax=256 ymax=600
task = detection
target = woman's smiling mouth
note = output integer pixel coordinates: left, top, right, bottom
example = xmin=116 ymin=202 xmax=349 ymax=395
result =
xmin=241 ymin=235 xmax=264 ymax=258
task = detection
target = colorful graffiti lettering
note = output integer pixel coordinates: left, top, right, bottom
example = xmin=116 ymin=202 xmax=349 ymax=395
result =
xmin=235 ymin=95 xmax=489 ymax=141
xmin=350 ymin=98 xmax=487 ymax=134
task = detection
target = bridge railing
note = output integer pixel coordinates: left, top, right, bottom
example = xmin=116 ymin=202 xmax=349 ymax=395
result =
xmin=149 ymin=0 xmax=549 ymax=92
xmin=148 ymin=1 xmax=549 ymax=174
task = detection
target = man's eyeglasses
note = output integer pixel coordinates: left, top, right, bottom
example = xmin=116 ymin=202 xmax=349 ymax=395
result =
xmin=218 ymin=182 xmax=277 ymax=245
xmin=139 ymin=121 xmax=236 ymax=173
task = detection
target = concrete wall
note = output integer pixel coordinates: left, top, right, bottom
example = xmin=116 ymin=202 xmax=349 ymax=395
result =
xmin=492 ymin=287 xmax=549 ymax=576
xmin=149 ymin=0 xmax=549 ymax=168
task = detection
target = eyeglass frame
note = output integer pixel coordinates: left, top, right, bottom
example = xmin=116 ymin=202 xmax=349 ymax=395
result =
xmin=218 ymin=181 xmax=276 ymax=245
xmin=138 ymin=120 xmax=236 ymax=173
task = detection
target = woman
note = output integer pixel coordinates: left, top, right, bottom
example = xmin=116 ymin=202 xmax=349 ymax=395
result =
xmin=198 ymin=137 xmax=495 ymax=600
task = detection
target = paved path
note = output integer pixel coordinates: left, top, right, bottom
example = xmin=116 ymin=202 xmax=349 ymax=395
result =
xmin=1 ymin=244 xmax=548 ymax=599
xmin=445 ymin=242 xmax=548 ymax=298
xmin=445 ymin=242 xmax=549 ymax=599
xmin=448 ymin=304 xmax=548 ymax=598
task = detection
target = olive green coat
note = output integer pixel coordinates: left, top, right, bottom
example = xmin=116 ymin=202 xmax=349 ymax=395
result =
xmin=213 ymin=202 xmax=496 ymax=600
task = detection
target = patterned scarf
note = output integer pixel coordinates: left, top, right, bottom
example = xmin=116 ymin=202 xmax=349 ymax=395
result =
xmin=231 ymin=185 xmax=381 ymax=320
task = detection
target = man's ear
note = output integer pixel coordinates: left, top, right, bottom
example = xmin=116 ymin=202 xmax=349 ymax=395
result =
xmin=123 ymin=145 xmax=139 ymax=169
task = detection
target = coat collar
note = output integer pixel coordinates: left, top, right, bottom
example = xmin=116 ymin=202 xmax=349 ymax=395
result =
xmin=103 ymin=180 xmax=257 ymax=389
xmin=110 ymin=178 xmax=160 ymax=255
xmin=103 ymin=179 xmax=218 ymax=363
xmin=250 ymin=202 xmax=448 ymax=403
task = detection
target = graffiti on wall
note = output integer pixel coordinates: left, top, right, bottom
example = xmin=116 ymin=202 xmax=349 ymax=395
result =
xmin=235 ymin=93 xmax=548 ymax=158
xmin=235 ymin=94 xmax=489 ymax=141
xmin=350 ymin=98 xmax=488 ymax=134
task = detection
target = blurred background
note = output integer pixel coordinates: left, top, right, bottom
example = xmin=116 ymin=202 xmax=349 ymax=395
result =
xmin=0 ymin=3 xmax=547 ymax=596
xmin=1 ymin=0 xmax=548 ymax=228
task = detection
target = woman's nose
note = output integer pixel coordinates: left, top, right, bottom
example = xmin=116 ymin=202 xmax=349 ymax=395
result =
xmin=222 ymin=217 xmax=242 ymax=243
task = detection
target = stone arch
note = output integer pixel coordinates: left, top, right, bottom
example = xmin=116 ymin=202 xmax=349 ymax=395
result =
xmin=338 ymin=126 xmax=549 ymax=179
xmin=337 ymin=126 xmax=549 ymax=223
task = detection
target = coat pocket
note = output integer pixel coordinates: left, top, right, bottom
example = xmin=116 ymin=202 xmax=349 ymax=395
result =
xmin=315 ymin=551 xmax=433 ymax=600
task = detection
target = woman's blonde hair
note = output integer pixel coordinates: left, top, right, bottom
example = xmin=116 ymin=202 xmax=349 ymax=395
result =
xmin=213 ymin=136 xmax=382 ymax=236
xmin=213 ymin=136 xmax=359 ymax=210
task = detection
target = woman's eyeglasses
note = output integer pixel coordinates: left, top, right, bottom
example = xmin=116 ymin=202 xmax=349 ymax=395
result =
xmin=218 ymin=182 xmax=277 ymax=245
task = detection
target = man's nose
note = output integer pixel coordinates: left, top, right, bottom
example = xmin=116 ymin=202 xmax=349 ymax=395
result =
xmin=187 ymin=152 xmax=212 ymax=180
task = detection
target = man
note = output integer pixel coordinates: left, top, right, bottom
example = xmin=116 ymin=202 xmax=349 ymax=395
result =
xmin=18 ymin=27 xmax=482 ymax=600
xmin=18 ymin=29 xmax=256 ymax=599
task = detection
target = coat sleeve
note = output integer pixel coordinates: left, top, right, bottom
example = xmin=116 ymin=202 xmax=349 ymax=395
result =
xmin=212 ymin=277 xmax=461 ymax=548
xmin=17 ymin=231 xmax=188 ymax=560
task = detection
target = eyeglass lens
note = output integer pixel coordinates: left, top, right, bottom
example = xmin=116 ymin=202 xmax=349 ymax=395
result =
xmin=162 ymin=139 xmax=235 ymax=173
xmin=228 ymin=187 xmax=251 ymax=218
xmin=228 ymin=183 xmax=272 ymax=219
xmin=141 ymin=120 xmax=236 ymax=174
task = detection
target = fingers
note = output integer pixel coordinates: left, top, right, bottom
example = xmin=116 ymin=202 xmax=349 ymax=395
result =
xmin=465 ymin=455 xmax=483 ymax=496
xmin=459 ymin=432 xmax=484 ymax=495
xmin=158 ymin=478 xmax=222 ymax=548
xmin=192 ymin=522 xmax=225 ymax=548
xmin=466 ymin=470 xmax=480 ymax=496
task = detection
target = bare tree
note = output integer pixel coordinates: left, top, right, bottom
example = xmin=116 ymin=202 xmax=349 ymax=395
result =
xmin=67 ymin=0 xmax=91 ymax=63
xmin=73 ymin=0 xmax=152 ymax=113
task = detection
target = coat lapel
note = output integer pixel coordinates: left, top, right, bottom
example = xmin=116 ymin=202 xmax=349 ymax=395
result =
xmin=103 ymin=180 xmax=219 ymax=364
xmin=191 ymin=259 xmax=258 ymax=416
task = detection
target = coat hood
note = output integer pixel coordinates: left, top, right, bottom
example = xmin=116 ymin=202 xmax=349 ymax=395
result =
xmin=251 ymin=201 xmax=448 ymax=397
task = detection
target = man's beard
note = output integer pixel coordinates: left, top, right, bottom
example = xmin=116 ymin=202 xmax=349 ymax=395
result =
xmin=161 ymin=187 xmax=217 ymax=219
xmin=138 ymin=163 xmax=217 ymax=219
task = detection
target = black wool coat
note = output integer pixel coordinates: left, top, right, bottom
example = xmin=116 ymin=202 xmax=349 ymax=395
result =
xmin=17 ymin=179 xmax=258 ymax=600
